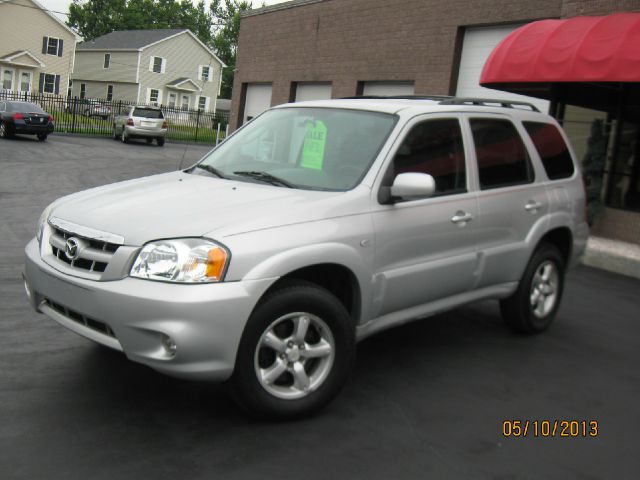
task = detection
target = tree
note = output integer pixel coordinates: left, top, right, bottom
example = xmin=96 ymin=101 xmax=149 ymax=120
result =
xmin=210 ymin=0 xmax=252 ymax=99
xmin=67 ymin=0 xmax=213 ymax=45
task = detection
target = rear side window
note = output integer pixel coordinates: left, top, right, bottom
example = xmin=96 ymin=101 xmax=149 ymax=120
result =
xmin=393 ymin=118 xmax=466 ymax=195
xmin=470 ymin=118 xmax=533 ymax=190
xmin=523 ymin=122 xmax=575 ymax=180
xmin=133 ymin=108 xmax=163 ymax=119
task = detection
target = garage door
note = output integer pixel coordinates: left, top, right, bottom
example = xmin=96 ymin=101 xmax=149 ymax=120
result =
xmin=456 ymin=25 xmax=549 ymax=113
xmin=295 ymin=83 xmax=332 ymax=102
xmin=362 ymin=82 xmax=415 ymax=96
xmin=243 ymin=84 xmax=272 ymax=124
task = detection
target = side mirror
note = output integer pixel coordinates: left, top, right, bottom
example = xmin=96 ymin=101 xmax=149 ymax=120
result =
xmin=389 ymin=172 xmax=436 ymax=199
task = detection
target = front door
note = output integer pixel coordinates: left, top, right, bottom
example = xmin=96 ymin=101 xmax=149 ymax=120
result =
xmin=371 ymin=116 xmax=480 ymax=317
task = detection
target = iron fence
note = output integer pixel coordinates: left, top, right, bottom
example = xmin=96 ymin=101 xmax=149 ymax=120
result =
xmin=0 ymin=91 xmax=230 ymax=145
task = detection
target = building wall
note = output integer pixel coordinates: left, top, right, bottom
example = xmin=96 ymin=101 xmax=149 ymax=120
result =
xmin=71 ymin=80 xmax=138 ymax=103
xmin=0 ymin=0 xmax=76 ymax=95
xmin=231 ymin=0 xmax=562 ymax=128
xmin=138 ymin=31 xmax=222 ymax=111
xmin=73 ymin=50 xmax=139 ymax=84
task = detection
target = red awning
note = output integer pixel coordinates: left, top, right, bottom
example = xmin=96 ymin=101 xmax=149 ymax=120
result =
xmin=480 ymin=13 xmax=640 ymax=86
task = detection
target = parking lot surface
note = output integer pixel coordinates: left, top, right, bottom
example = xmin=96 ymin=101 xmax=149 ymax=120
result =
xmin=1 ymin=135 xmax=639 ymax=479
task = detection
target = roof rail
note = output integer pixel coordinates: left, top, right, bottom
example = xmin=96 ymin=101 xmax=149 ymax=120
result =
xmin=438 ymin=97 xmax=539 ymax=112
xmin=342 ymin=95 xmax=539 ymax=112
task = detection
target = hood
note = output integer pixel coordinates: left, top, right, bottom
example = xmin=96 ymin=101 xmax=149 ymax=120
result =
xmin=50 ymin=171 xmax=363 ymax=245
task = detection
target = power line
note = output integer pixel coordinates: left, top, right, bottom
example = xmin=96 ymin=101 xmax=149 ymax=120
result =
xmin=2 ymin=0 xmax=70 ymax=16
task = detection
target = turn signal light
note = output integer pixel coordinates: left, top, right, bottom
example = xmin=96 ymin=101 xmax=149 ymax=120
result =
xmin=205 ymin=247 xmax=227 ymax=280
xmin=162 ymin=121 xmax=168 ymax=129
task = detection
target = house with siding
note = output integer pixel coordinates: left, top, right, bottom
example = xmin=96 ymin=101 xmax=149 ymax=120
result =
xmin=72 ymin=29 xmax=225 ymax=112
xmin=0 ymin=0 xmax=78 ymax=96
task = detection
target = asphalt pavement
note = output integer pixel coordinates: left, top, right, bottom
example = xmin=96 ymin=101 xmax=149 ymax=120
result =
xmin=1 ymin=134 xmax=639 ymax=479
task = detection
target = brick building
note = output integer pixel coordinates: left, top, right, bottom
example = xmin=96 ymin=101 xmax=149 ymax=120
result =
xmin=231 ymin=0 xmax=640 ymax=244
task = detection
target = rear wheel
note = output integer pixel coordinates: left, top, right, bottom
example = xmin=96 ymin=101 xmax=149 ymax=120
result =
xmin=231 ymin=280 xmax=355 ymax=419
xmin=157 ymin=137 xmax=165 ymax=147
xmin=37 ymin=133 xmax=47 ymax=142
xmin=0 ymin=122 xmax=7 ymax=139
xmin=500 ymin=243 xmax=565 ymax=334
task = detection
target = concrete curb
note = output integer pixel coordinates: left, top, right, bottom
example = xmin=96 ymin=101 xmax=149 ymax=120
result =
xmin=582 ymin=236 xmax=640 ymax=280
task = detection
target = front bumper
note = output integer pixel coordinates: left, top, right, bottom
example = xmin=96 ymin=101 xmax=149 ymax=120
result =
xmin=23 ymin=238 xmax=275 ymax=381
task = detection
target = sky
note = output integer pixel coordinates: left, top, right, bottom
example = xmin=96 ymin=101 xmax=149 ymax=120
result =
xmin=44 ymin=0 xmax=288 ymax=22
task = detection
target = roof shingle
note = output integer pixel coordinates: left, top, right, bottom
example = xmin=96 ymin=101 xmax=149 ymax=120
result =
xmin=77 ymin=29 xmax=186 ymax=50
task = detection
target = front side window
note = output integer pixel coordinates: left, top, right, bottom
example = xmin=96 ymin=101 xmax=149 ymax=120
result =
xmin=43 ymin=73 xmax=56 ymax=94
xmin=2 ymin=69 xmax=13 ymax=90
xmin=392 ymin=118 xmax=466 ymax=195
xmin=195 ymin=107 xmax=397 ymax=191
xmin=104 ymin=53 xmax=111 ymax=69
xmin=470 ymin=118 xmax=533 ymax=190
xmin=523 ymin=122 xmax=575 ymax=180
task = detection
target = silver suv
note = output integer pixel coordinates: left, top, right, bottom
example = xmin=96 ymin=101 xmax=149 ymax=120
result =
xmin=23 ymin=97 xmax=589 ymax=418
xmin=113 ymin=105 xmax=167 ymax=146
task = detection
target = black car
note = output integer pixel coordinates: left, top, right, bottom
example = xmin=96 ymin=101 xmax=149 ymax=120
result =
xmin=0 ymin=101 xmax=55 ymax=141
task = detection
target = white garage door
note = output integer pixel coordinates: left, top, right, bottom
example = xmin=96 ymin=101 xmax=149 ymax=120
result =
xmin=295 ymin=83 xmax=332 ymax=102
xmin=244 ymin=83 xmax=272 ymax=124
xmin=362 ymin=81 xmax=415 ymax=96
xmin=456 ymin=25 xmax=549 ymax=113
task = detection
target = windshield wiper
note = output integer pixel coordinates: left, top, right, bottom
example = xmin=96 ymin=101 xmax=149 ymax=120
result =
xmin=194 ymin=164 xmax=227 ymax=178
xmin=233 ymin=171 xmax=294 ymax=188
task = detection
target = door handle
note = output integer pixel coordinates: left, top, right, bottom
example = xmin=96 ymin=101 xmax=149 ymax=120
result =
xmin=525 ymin=201 xmax=543 ymax=212
xmin=451 ymin=211 xmax=473 ymax=224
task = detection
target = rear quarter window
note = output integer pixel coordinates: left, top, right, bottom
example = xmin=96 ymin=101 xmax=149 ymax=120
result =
xmin=133 ymin=108 xmax=164 ymax=119
xmin=523 ymin=122 xmax=575 ymax=180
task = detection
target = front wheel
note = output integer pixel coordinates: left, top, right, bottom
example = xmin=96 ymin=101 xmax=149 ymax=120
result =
xmin=231 ymin=280 xmax=355 ymax=419
xmin=500 ymin=243 xmax=565 ymax=334
xmin=0 ymin=122 xmax=10 ymax=139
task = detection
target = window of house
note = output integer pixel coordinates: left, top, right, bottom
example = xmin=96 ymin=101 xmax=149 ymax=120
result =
xmin=46 ymin=37 xmax=62 ymax=56
xmin=80 ymin=83 xmax=86 ymax=99
xmin=106 ymin=85 xmax=113 ymax=101
xmin=523 ymin=122 xmax=575 ymax=180
xmin=104 ymin=53 xmax=111 ymax=69
xmin=42 ymin=73 xmax=56 ymax=94
xmin=392 ymin=118 xmax=467 ymax=195
xmin=200 ymin=65 xmax=210 ymax=81
xmin=151 ymin=57 xmax=164 ymax=74
xmin=67 ymin=79 xmax=73 ymax=97
xmin=181 ymin=94 xmax=189 ymax=109
xmin=2 ymin=69 xmax=13 ymax=90
xmin=198 ymin=96 xmax=208 ymax=111
xmin=470 ymin=118 xmax=534 ymax=190
xmin=168 ymin=92 xmax=177 ymax=108
xmin=20 ymin=72 xmax=31 ymax=92
xmin=149 ymin=89 xmax=160 ymax=104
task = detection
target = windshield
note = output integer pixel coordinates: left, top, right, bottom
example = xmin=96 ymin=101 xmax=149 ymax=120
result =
xmin=194 ymin=107 xmax=397 ymax=191
xmin=8 ymin=102 xmax=45 ymax=113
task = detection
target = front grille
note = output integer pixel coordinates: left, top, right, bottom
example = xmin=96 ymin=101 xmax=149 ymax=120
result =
xmin=49 ymin=226 xmax=119 ymax=273
xmin=44 ymin=298 xmax=116 ymax=338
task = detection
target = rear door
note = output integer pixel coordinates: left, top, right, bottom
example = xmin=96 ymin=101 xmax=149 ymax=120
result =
xmin=465 ymin=114 xmax=549 ymax=287
xmin=132 ymin=107 xmax=164 ymax=129
xmin=371 ymin=115 xmax=480 ymax=316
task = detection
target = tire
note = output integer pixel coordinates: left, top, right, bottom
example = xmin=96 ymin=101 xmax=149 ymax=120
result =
xmin=0 ymin=122 xmax=7 ymax=139
xmin=157 ymin=137 xmax=165 ymax=147
xmin=500 ymin=243 xmax=565 ymax=334
xmin=121 ymin=127 xmax=129 ymax=144
xmin=231 ymin=280 xmax=355 ymax=420
xmin=37 ymin=133 xmax=47 ymax=142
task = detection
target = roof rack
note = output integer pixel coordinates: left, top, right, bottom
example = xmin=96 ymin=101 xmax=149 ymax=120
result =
xmin=341 ymin=95 xmax=539 ymax=112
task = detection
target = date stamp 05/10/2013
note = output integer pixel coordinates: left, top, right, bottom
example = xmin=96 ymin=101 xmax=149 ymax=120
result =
xmin=502 ymin=420 xmax=599 ymax=438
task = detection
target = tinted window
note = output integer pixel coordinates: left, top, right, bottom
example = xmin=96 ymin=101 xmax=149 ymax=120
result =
xmin=133 ymin=108 xmax=163 ymax=119
xmin=470 ymin=119 xmax=533 ymax=189
xmin=523 ymin=122 xmax=575 ymax=180
xmin=393 ymin=119 xmax=466 ymax=195
xmin=6 ymin=102 xmax=44 ymax=113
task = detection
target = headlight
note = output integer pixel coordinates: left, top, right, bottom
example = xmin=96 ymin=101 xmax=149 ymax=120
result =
xmin=36 ymin=204 xmax=53 ymax=245
xmin=130 ymin=238 xmax=229 ymax=283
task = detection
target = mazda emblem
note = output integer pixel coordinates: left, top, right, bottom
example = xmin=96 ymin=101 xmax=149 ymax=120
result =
xmin=65 ymin=237 xmax=81 ymax=260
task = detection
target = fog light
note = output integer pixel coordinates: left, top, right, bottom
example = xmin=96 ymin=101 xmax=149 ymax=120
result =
xmin=161 ymin=335 xmax=177 ymax=357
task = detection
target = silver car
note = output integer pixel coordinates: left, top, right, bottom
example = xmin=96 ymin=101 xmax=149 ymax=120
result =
xmin=113 ymin=105 xmax=167 ymax=146
xmin=24 ymin=97 xmax=589 ymax=418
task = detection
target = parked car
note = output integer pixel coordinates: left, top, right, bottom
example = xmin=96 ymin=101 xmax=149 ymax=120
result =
xmin=82 ymin=100 xmax=111 ymax=119
xmin=0 ymin=100 xmax=54 ymax=141
xmin=24 ymin=96 xmax=589 ymax=419
xmin=113 ymin=105 xmax=167 ymax=146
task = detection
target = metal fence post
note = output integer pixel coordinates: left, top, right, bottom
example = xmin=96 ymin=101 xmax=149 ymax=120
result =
xmin=71 ymin=96 xmax=77 ymax=134
xmin=194 ymin=109 xmax=201 ymax=143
